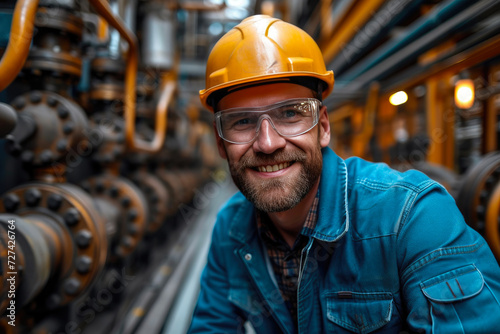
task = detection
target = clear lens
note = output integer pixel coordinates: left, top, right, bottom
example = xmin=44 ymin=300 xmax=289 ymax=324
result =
xmin=216 ymin=98 xmax=321 ymax=144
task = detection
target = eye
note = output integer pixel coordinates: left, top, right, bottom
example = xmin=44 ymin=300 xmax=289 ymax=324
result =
xmin=276 ymin=108 xmax=302 ymax=121
xmin=226 ymin=114 xmax=257 ymax=130
xmin=284 ymin=109 xmax=297 ymax=118
xmin=234 ymin=118 xmax=250 ymax=125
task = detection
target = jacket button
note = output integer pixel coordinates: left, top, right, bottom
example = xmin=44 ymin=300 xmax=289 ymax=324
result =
xmin=244 ymin=253 xmax=252 ymax=261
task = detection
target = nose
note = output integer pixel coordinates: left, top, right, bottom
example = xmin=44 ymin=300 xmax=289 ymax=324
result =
xmin=252 ymin=118 xmax=286 ymax=154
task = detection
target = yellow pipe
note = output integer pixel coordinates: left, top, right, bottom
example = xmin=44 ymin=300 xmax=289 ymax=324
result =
xmin=319 ymin=0 xmax=385 ymax=64
xmin=0 ymin=0 xmax=39 ymax=92
xmin=319 ymin=0 xmax=333 ymax=42
xmin=147 ymin=75 xmax=175 ymax=152
xmin=89 ymin=0 xmax=172 ymax=153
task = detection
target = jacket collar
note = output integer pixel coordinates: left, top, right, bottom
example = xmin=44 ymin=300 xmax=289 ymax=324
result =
xmin=228 ymin=195 xmax=257 ymax=243
xmin=308 ymin=146 xmax=349 ymax=242
xmin=228 ymin=146 xmax=350 ymax=244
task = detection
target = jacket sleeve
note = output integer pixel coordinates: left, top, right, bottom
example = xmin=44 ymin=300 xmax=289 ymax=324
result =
xmin=188 ymin=217 xmax=246 ymax=334
xmin=397 ymin=182 xmax=500 ymax=333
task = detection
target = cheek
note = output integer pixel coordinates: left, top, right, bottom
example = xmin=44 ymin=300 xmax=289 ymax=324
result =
xmin=288 ymin=135 xmax=320 ymax=153
xmin=226 ymin=145 xmax=251 ymax=163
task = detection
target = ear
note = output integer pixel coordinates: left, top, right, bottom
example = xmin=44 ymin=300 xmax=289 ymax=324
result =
xmin=318 ymin=105 xmax=331 ymax=148
xmin=213 ymin=122 xmax=228 ymax=159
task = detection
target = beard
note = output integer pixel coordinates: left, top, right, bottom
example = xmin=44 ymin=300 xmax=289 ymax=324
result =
xmin=227 ymin=145 xmax=323 ymax=213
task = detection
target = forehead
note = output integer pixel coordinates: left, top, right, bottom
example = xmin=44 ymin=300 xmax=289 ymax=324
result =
xmin=217 ymin=83 xmax=315 ymax=110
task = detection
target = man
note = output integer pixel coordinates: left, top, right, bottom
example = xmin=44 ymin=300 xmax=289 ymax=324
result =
xmin=189 ymin=15 xmax=500 ymax=333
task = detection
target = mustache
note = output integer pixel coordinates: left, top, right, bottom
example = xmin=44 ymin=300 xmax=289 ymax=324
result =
xmin=238 ymin=149 xmax=307 ymax=168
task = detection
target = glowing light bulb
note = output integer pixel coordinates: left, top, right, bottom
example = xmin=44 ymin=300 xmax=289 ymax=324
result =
xmin=389 ymin=91 xmax=408 ymax=106
xmin=455 ymin=79 xmax=474 ymax=109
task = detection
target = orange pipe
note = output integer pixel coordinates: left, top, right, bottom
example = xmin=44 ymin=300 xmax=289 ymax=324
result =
xmin=147 ymin=76 xmax=175 ymax=152
xmin=0 ymin=0 xmax=39 ymax=92
xmin=89 ymin=0 xmax=172 ymax=153
xmin=319 ymin=0 xmax=385 ymax=64
xmin=88 ymin=0 xmax=138 ymax=151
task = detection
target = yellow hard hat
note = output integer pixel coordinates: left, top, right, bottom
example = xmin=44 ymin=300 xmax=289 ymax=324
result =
xmin=200 ymin=15 xmax=334 ymax=111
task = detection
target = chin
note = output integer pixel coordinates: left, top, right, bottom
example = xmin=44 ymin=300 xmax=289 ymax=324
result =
xmin=246 ymin=181 xmax=305 ymax=213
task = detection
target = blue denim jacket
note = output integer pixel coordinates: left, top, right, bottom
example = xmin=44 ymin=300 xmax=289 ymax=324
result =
xmin=189 ymin=147 xmax=500 ymax=333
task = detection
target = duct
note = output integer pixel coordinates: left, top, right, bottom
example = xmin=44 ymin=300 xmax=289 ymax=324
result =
xmin=337 ymin=0 xmax=471 ymax=82
xmin=328 ymin=0 xmax=424 ymax=76
xmin=325 ymin=0 xmax=500 ymax=108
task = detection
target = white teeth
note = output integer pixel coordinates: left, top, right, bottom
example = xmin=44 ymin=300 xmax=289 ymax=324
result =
xmin=258 ymin=162 xmax=291 ymax=173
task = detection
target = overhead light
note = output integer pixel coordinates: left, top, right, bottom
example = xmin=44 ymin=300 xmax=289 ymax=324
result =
xmin=455 ymin=79 xmax=475 ymax=109
xmin=389 ymin=91 xmax=408 ymax=106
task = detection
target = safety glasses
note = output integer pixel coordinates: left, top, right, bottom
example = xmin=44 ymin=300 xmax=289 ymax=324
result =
xmin=215 ymin=98 xmax=321 ymax=144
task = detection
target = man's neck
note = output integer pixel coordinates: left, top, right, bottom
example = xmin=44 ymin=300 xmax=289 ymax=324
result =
xmin=266 ymin=179 xmax=320 ymax=248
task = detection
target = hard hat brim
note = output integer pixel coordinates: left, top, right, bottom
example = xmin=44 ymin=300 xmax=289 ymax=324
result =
xmin=200 ymin=71 xmax=334 ymax=112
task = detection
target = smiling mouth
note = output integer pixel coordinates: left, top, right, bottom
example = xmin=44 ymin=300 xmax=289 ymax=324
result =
xmin=256 ymin=161 xmax=292 ymax=173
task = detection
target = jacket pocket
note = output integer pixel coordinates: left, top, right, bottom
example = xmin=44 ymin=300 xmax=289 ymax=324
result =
xmin=420 ymin=264 xmax=483 ymax=303
xmin=419 ymin=264 xmax=497 ymax=333
xmin=325 ymin=291 xmax=393 ymax=333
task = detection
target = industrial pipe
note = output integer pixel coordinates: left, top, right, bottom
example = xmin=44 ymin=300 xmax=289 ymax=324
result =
xmin=382 ymin=27 xmax=500 ymax=94
xmin=337 ymin=0 xmax=471 ymax=82
xmin=328 ymin=0 xmax=425 ymax=76
xmin=319 ymin=0 xmax=385 ymax=64
xmin=150 ymin=75 xmax=175 ymax=151
xmin=0 ymin=0 xmax=39 ymax=92
xmin=88 ymin=0 xmax=172 ymax=153
xmin=325 ymin=0 xmax=500 ymax=109
xmin=344 ymin=0 xmax=498 ymax=87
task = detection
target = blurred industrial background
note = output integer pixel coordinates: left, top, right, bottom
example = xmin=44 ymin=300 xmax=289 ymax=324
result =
xmin=0 ymin=0 xmax=499 ymax=333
